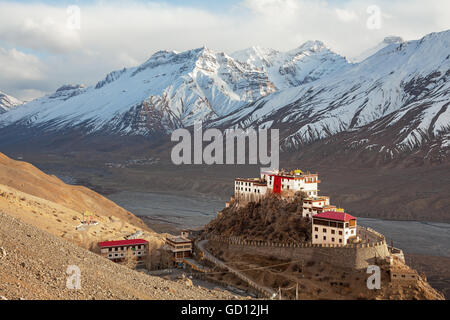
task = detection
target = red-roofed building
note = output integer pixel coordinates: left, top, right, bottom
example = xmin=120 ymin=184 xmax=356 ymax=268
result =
xmin=99 ymin=239 xmax=149 ymax=264
xmin=312 ymin=211 xmax=357 ymax=245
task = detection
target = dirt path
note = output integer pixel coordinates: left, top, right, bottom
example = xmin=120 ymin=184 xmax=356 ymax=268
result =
xmin=197 ymin=240 xmax=277 ymax=298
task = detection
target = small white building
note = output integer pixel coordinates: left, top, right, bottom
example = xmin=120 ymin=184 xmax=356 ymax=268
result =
xmin=234 ymin=178 xmax=268 ymax=202
xmin=312 ymin=211 xmax=357 ymax=245
xmin=302 ymin=196 xmax=337 ymax=218
xmin=165 ymin=231 xmax=193 ymax=266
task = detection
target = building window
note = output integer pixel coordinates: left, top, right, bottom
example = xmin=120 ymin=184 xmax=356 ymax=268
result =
xmin=339 ymin=231 xmax=343 ymax=235
xmin=331 ymin=230 xmax=335 ymax=234
xmin=339 ymin=239 xmax=342 ymax=243
xmin=314 ymin=227 xmax=318 ymax=231
xmin=315 ymin=235 xmax=318 ymax=239
xmin=332 ymin=238 xmax=335 ymax=242
xmin=323 ymin=236 xmax=326 ymax=240
xmin=322 ymin=228 xmax=327 ymax=233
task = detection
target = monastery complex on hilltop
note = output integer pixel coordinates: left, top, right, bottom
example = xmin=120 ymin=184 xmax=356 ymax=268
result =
xmin=233 ymin=168 xmax=357 ymax=245
xmin=233 ymin=169 xmax=344 ymax=218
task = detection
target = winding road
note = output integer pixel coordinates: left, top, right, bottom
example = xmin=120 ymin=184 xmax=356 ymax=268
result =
xmin=196 ymin=239 xmax=277 ymax=299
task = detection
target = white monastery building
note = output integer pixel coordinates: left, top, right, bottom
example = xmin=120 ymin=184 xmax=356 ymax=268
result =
xmin=234 ymin=169 xmax=320 ymax=204
xmin=231 ymin=167 xmax=364 ymax=247
xmin=312 ymin=211 xmax=357 ymax=245
xmin=302 ymin=196 xmax=339 ymax=218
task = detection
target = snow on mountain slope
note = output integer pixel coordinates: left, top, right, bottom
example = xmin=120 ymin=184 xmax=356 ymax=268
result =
xmin=0 ymin=47 xmax=276 ymax=134
xmin=0 ymin=31 xmax=449 ymax=162
xmin=231 ymin=41 xmax=351 ymax=90
xmin=213 ymin=30 xmax=450 ymax=155
xmin=351 ymin=36 xmax=404 ymax=63
xmin=0 ymin=91 xmax=23 ymax=114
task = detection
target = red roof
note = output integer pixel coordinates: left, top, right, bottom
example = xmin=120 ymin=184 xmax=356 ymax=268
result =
xmin=98 ymin=239 xmax=148 ymax=248
xmin=313 ymin=211 xmax=356 ymax=222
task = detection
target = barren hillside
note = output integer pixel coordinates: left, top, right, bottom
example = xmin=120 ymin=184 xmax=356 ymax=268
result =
xmin=0 ymin=212 xmax=239 ymax=300
xmin=0 ymin=152 xmax=163 ymax=249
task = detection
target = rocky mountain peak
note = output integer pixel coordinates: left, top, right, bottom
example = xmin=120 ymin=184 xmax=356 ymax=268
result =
xmin=0 ymin=91 xmax=23 ymax=114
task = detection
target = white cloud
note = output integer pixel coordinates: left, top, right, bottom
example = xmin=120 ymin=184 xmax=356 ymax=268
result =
xmin=335 ymin=8 xmax=359 ymax=22
xmin=0 ymin=47 xmax=49 ymax=99
xmin=242 ymin=0 xmax=299 ymax=18
xmin=0 ymin=3 xmax=81 ymax=53
xmin=0 ymin=0 xmax=449 ymax=101
xmin=0 ymin=48 xmax=43 ymax=81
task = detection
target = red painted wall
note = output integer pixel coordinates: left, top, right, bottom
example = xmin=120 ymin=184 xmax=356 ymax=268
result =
xmin=273 ymin=176 xmax=281 ymax=194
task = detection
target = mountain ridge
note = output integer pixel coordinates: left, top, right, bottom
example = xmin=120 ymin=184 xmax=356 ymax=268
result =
xmin=210 ymin=30 xmax=450 ymax=163
xmin=0 ymin=30 xmax=449 ymax=165
xmin=0 ymin=91 xmax=23 ymax=114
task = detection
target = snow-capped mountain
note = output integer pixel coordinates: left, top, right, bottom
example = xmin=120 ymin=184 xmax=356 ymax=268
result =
xmin=211 ymin=30 xmax=450 ymax=160
xmin=0 ymin=91 xmax=23 ymax=114
xmin=0 ymin=41 xmax=349 ymax=135
xmin=231 ymin=41 xmax=351 ymax=90
xmin=0 ymin=47 xmax=276 ymax=134
xmin=0 ymin=30 xmax=449 ymax=163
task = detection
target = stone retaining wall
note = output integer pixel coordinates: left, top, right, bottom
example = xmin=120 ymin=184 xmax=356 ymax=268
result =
xmin=207 ymin=231 xmax=390 ymax=270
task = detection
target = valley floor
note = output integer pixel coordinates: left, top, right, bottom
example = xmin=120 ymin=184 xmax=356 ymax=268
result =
xmin=16 ymin=151 xmax=449 ymax=223
xmin=405 ymin=254 xmax=450 ymax=299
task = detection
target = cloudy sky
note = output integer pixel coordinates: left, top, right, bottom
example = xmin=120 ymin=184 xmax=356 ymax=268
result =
xmin=0 ymin=0 xmax=449 ymax=101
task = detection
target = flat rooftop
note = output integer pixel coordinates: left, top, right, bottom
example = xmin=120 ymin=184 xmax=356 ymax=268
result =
xmin=166 ymin=236 xmax=192 ymax=244
xmin=261 ymin=169 xmax=318 ymax=178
